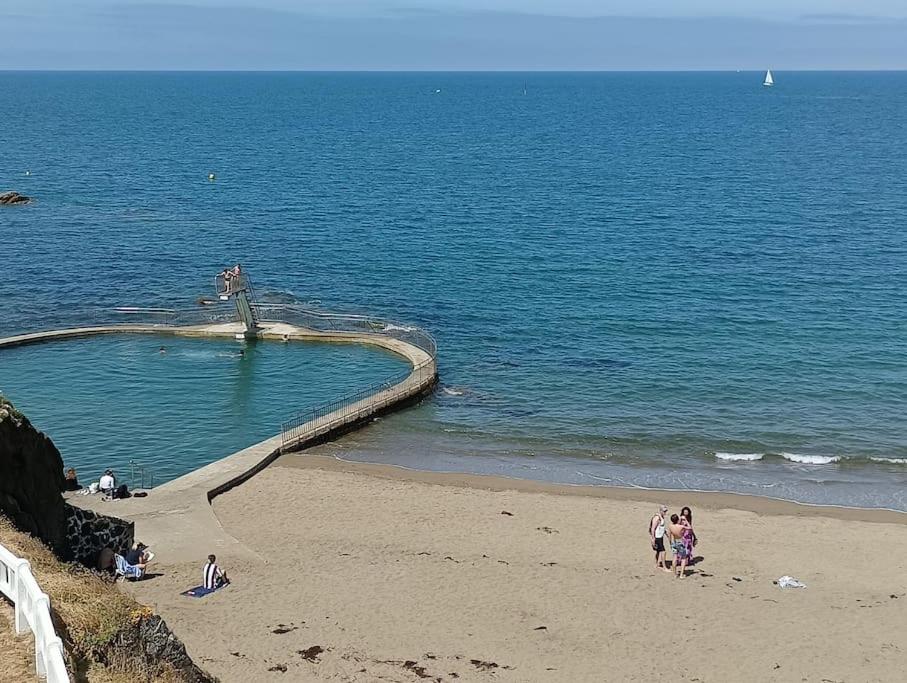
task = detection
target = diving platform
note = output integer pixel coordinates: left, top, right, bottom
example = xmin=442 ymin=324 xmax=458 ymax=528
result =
xmin=215 ymin=265 xmax=260 ymax=339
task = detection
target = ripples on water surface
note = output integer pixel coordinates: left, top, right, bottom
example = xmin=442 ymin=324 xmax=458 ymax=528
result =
xmin=2 ymin=72 xmax=907 ymax=508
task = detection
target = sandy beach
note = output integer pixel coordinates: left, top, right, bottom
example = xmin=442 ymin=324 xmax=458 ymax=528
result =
xmin=112 ymin=454 xmax=907 ymax=682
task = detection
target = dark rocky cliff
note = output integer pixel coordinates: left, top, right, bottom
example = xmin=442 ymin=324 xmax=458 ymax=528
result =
xmin=0 ymin=397 xmax=69 ymax=555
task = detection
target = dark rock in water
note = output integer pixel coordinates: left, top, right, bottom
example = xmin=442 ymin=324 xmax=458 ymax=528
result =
xmin=0 ymin=191 xmax=32 ymax=205
xmin=0 ymin=398 xmax=68 ymax=555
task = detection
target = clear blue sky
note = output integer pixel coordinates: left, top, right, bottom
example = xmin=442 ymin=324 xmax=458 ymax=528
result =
xmin=2 ymin=1 xmax=906 ymax=70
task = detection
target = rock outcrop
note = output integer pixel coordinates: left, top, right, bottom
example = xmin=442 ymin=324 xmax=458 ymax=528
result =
xmin=0 ymin=191 xmax=32 ymax=205
xmin=107 ymin=614 xmax=218 ymax=683
xmin=0 ymin=397 xmax=68 ymax=555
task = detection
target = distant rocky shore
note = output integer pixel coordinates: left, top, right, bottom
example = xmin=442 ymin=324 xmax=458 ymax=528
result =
xmin=0 ymin=191 xmax=32 ymax=205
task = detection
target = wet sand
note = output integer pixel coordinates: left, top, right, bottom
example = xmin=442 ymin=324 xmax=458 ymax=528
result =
xmin=128 ymin=455 xmax=907 ymax=682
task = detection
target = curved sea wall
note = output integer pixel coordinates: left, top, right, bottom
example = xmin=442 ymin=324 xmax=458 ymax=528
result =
xmin=3 ymin=306 xmax=438 ymax=557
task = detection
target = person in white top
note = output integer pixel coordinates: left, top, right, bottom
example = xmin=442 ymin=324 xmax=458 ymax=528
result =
xmin=99 ymin=469 xmax=116 ymax=495
xmin=649 ymin=505 xmax=669 ymax=572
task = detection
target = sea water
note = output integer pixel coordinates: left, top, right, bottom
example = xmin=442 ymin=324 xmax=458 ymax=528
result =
xmin=2 ymin=72 xmax=906 ymax=508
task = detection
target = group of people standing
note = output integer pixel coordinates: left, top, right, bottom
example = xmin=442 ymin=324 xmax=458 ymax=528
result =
xmin=219 ymin=263 xmax=243 ymax=295
xmin=649 ymin=504 xmax=698 ymax=578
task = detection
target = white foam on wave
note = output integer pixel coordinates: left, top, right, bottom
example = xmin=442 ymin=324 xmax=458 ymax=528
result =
xmin=780 ymin=452 xmax=841 ymax=465
xmin=870 ymin=457 xmax=907 ymax=465
xmin=714 ymin=452 xmax=764 ymax=462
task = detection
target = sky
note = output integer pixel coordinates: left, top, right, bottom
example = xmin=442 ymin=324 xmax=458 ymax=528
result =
xmin=1 ymin=1 xmax=906 ymax=70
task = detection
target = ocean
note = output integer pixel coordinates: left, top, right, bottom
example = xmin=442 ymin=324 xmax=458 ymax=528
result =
xmin=2 ymin=71 xmax=907 ymax=509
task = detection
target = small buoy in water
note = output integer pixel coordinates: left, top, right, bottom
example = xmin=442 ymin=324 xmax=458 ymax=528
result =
xmin=435 ymin=89 xmax=441 ymax=93
xmin=208 ymin=172 xmax=216 ymax=181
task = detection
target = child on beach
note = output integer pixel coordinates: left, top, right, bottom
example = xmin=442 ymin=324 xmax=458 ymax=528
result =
xmin=668 ymin=514 xmax=693 ymax=578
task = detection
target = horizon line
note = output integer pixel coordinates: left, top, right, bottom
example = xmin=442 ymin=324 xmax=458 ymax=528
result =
xmin=2 ymin=68 xmax=907 ymax=73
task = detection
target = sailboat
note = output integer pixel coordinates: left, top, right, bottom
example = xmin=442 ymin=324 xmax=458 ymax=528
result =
xmin=763 ymin=69 xmax=774 ymax=87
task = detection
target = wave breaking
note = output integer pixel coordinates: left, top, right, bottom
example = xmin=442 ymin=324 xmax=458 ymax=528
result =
xmin=714 ymin=452 xmax=764 ymax=462
xmin=780 ymin=452 xmax=841 ymax=465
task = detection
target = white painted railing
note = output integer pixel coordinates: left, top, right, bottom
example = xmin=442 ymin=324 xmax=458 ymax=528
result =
xmin=0 ymin=543 xmax=69 ymax=682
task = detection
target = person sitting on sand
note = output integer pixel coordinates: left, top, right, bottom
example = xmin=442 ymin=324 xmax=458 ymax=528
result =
xmin=649 ymin=505 xmax=669 ymax=571
xmin=203 ymin=554 xmax=229 ymax=590
xmin=668 ymin=514 xmax=693 ymax=578
xmin=64 ymin=467 xmax=80 ymax=491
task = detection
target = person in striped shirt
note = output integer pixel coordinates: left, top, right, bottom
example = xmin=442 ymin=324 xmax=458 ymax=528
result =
xmin=203 ymin=554 xmax=229 ymax=590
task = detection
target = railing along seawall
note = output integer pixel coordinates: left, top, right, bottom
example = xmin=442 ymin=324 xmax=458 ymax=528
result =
xmin=0 ymin=304 xmax=238 ymax=340
xmin=253 ymin=304 xmax=438 ymax=451
xmin=0 ymin=543 xmax=69 ymax=682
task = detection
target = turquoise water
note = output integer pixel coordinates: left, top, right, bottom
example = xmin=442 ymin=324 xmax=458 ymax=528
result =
xmin=2 ymin=72 xmax=907 ymax=508
xmin=0 ymin=335 xmax=409 ymax=485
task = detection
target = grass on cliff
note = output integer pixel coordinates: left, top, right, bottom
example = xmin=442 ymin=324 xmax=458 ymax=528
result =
xmin=0 ymin=516 xmax=182 ymax=683
xmin=0 ymin=602 xmax=36 ymax=682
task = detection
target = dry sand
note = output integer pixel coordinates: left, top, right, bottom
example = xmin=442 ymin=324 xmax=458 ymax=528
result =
xmin=124 ymin=455 xmax=907 ymax=682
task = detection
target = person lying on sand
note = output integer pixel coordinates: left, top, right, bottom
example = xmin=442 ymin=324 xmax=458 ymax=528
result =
xmin=649 ymin=505 xmax=670 ymax=571
xmin=668 ymin=514 xmax=693 ymax=578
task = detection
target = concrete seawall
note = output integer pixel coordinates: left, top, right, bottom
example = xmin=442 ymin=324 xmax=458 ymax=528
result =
xmin=3 ymin=321 xmax=437 ymax=559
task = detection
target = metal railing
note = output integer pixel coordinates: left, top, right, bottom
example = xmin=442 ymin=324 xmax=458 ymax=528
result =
xmin=280 ymin=355 xmax=436 ymax=450
xmin=128 ymin=460 xmax=155 ymax=490
xmin=0 ymin=543 xmax=69 ymax=682
xmin=253 ymin=303 xmax=437 ymax=358
xmin=214 ymin=269 xmax=252 ymax=298
xmin=257 ymin=303 xmax=438 ymax=451
xmin=0 ymin=304 xmax=238 ymax=339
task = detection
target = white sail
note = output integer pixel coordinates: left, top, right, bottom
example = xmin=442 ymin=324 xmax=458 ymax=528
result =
xmin=763 ymin=69 xmax=774 ymax=87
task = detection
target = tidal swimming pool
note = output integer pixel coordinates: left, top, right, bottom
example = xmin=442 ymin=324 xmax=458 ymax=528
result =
xmin=0 ymin=334 xmax=411 ymax=486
